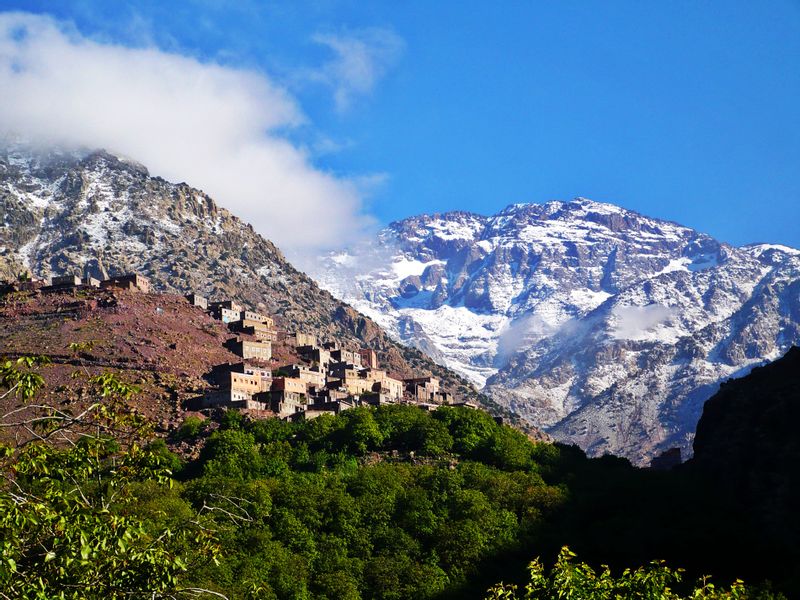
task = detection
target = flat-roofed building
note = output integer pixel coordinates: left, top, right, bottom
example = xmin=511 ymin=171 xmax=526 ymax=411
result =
xmin=201 ymin=388 xmax=268 ymax=410
xmin=404 ymin=376 xmax=441 ymax=402
xmin=51 ymin=274 xmax=82 ymax=288
xmin=230 ymin=371 xmax=270 ymax=394
xmin=240 ymin=310 xmax=273 ymax=327
xmin=210 ymin=362 xmax=272 ymax=387
xmin=213 ymin=307 xmax=240 ymax=323
xmin=298 ymin=346 xmax=331 ymax=369
xmin=281 ymin=364 xmax=326 ymax=389
xmin=230 ymin=319 xmax=278 ymax=342
xmin=342 ymin=377 xmax=374 ymax=397
xmin=294 ymin=332 xmax=318 ymax=348
xmin=328 ymin=362 xmax=362 ymax=381
xmin=358 ymin=348 xmax=378 ymax=369
xmin=372 ymin=375 xmax=403 ymax=400
xmin=302 ymin=398 xmax=357 ymax=420
xmin=229 ymin=339 xmax=272 ymax=361
xmin=241 ymin=363 xmax=272 ymax=381
xmin=101 ymin=273 xmax=151 ymax=293
xmin=331 ymin=348 xmax=361 ymax=366
xmin=209 ymin=300 xmax=243 ymax=313
xmin=186 ymin=293 xmax=208 ymax=309
xmin=271 ymin=377 xmax=307 ymax=395
xmin=267 ymin=377 xmax=308 ymax=416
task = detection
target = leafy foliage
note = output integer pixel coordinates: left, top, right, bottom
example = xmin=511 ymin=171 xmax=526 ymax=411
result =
xmin=0 ymin=362 xmax=220 ymax=599
xmin=178 ymin=415 xmax=207 ymax=439
xmin=0 ymin=357 xmax=795 ymax=599
xmin=485 ymin=547 xmax=780 ymax=599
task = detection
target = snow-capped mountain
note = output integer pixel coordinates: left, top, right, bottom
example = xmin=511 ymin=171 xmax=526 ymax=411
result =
xmin=313 ymin=199 xmax=800 ymax=463
xmin=0 ymin=143 xmax=482 ymax=401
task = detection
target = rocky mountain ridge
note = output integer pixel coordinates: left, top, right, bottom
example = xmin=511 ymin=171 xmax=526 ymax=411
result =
xmin=0 ymin=144 xmax=483 ymax=404
xmin=313 ymin=199 xmax=800 ymax=463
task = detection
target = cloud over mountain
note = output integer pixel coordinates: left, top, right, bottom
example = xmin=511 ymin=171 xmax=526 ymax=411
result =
xmin=0 ymin=11 xmax=374 ymax=252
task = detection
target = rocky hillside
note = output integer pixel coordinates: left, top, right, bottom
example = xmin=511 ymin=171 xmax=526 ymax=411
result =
xmin=0 ymin=144 xmax=481 ymax=404
xmin=0 ymin=287 xmax=240 ymax=439
xmin=690 ymin=347 xmax=800 ymax=583
xmin=692 ymin=345 xmax=800 ymax=481
xmin=313 ymin=199 xmax=800 ymax=463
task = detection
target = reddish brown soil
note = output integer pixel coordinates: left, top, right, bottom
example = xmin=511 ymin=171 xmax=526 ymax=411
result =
xmin=0 ymin=288 xmax=298 ymax=438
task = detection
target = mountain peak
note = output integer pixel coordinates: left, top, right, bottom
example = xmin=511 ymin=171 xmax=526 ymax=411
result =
xmin=80 ymin=149 xmax=150 ymax=177
xmin=314 ymin=198 xmax=800 ymax=464
xmin=0 ymin=145 xmax=480 ymax=409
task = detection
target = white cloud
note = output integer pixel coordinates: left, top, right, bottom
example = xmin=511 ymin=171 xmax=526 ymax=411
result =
xmin=611 ymin=304 xmax=676 ymax=340
xmin=309 ymin=28 xmax=404 ymax=113
xmin=496 ymin=314 xmax=556 ymax=362
xmin=0 ymin=11 xmax=378 ymax=252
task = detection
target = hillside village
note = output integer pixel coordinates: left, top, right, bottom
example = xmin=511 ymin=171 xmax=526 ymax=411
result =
xmin=0 ymin=271 xmax=477 ymax=422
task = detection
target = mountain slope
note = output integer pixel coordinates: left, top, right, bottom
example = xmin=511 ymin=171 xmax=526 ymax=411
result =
xmin=0 ymin=144 xmax=481 ymax=403
xmin=689 ymin=346 xmax=800 ymax=584
xmin=313 ymin=199 xmax=800 ymax=463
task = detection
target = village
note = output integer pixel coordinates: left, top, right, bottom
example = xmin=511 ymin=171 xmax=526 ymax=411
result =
xmin=1 ymin=271 xmax=477 ymax=422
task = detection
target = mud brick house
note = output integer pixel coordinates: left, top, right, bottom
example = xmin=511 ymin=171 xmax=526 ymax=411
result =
xmin=268 ymin=377 xmax=307 ymax=416
xmin=101 ymin=273 xmax=151 ymax=293
xmin=328 ymin=362 xmax=361 ymax=381
xmin=228 ymin=372 xmax=264 ymax=398
xmin=271 ymin=376 xmax=307 ymax=396
xmin=331 ymin=348 xmax=361 ymax=367
xmin=370 ymin=375 xmax=404 ymax=400
xmin=230 ymin=319 xmax=277 ymax=342
xmin=297 ymin=346 xmax=332 ymax=369
xmin=228 ymin=339 xmax=272 ymax=361
xmin=294 ymin=332 xmax=318 ymax=348
xmin=337 ymin=373 xmax=375 ymax=397
xmin=403 ymin=376 xmax=441 ymax=402
xmin=210 ymin=300 xmax=243 ymax=312
xmin=202 ymin=379 xmax=266 ymax=409
xmin=361 ymin=391 xmax=397 ymax=406
xmin=50 ymin=274 xmax=82 ymax=288
xmin=358 ymin=348 xmax=379 ymax=369
xmin=210 ymin=362 xmax=271 ymax=386
xmin=186 ymin=293 xmax=208 ymax=309
xmin=240 ymin=363 xmax=272 ymax=381
xmin=201 ymin=363 xmax=274 ymax=410
xmin=203 ymin=389 xmax=268 ymax=410
xmin=209 ymin=300 xmax=243 ymax=322
xmin=212 ymin=307 xmax=240 ymax=323
xmin=281 ymin=364 xmax=326 ymax=389
xmin=241 ymin=310 xmax=273 ymax=327
xmin=302 ymin=398 xmax=356 ymax=420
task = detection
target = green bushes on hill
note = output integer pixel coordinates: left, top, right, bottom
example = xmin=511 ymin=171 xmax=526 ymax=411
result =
xmin=0 ymin=358 xmax=794 ymax=599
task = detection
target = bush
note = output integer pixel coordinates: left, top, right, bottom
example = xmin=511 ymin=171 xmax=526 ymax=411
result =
xmin=485 ymin=547 xmax=785 ymax=600
xmin=177 ymin=415 xmax=205 ymax=439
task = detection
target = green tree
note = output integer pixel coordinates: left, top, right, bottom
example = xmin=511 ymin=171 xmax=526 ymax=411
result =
xmin=0 ymin=361 xmax=222 ymax=599
xmin=485 ymin=547 xmax=782 ymax=600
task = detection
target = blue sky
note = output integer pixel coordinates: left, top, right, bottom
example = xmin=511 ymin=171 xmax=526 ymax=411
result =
xmin=3 ymin=1 xmax=800 ymax=248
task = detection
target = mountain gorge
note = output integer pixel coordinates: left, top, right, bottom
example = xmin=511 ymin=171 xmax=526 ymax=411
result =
xmin=0 ymin=144 xmax=481 ymax=402
xmin=313 ymin=200 xmax=800 ymax=463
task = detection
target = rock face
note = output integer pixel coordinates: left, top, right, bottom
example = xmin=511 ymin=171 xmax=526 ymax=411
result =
xmin=690 ymin=347 xmax=800 ymax=561
xmin=313 ymin=199 xmax=800 ymax=463
xmin=692 ymin=345 xmax=800 ymax=478
xmin=0 ymin=144 xmax=479 ymax=400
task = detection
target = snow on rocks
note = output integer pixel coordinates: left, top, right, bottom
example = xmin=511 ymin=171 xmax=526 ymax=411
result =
xmin=313 ymin=198 xmax=800 ymax=464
